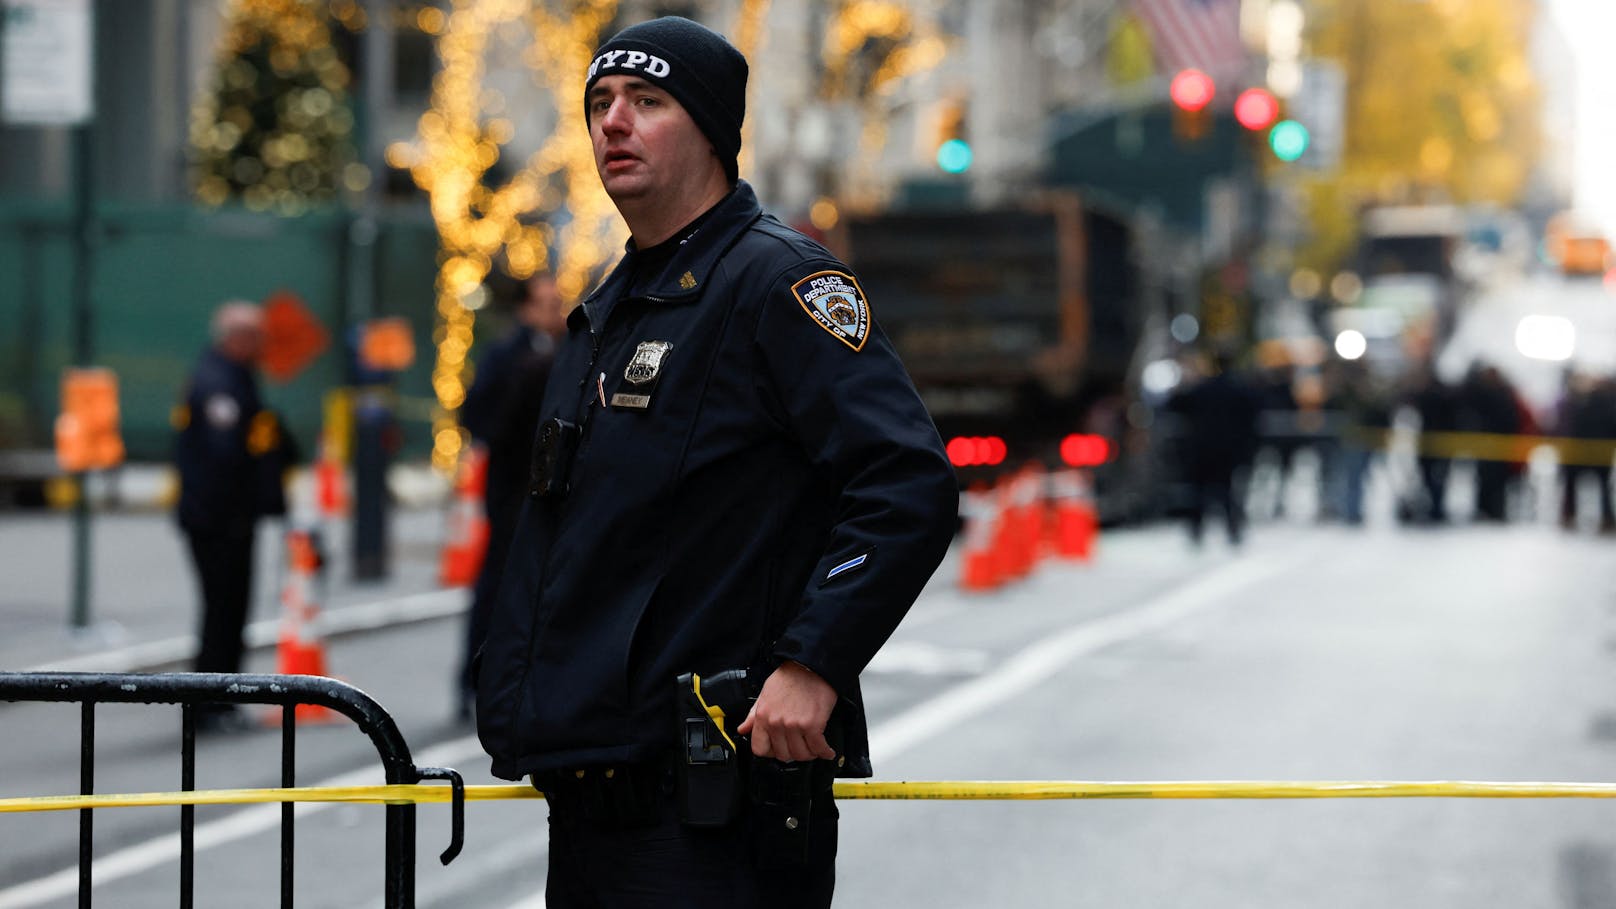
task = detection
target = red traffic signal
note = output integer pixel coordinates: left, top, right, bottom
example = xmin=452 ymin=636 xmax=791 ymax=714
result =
xmin=1169 ymin=69 xmax=1215 ymax=112
xmin=1234 ymin=88 xmax=1280 ymax=131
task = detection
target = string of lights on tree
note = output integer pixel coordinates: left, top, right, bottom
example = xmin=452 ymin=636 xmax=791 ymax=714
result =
xmin=191 ymin=0 xmax=945 ymax=473
xmin=403 ymin=0 xmax=778 ymax=473
xmin=189 ymin=0 xmax=368 ymax=215
xmin=391 ymin=0 xmax=630 ymax=472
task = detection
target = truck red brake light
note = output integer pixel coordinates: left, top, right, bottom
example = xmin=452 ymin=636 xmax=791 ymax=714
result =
xmin=1060 ymin=434 xmax=1112 ymax=467
xmin=946 ymin=436 xmax=1008 ymax=468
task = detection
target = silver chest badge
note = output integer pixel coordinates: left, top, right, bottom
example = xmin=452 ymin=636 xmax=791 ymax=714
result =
xmin=611 ymin=340 xmax=673 ymax=410
xmin=624 ymin=341 xmax=672 ymax=385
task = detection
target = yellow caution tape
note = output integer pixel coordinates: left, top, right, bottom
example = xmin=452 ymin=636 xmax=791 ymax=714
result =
xmin=0 ymin=785 xmax=540 ymax=813
xmin=1352 ymin=428 xmax=1616 ymax=468
xmin=9 ymin=780 xmax=1616 ymax=814
xmin=830 ymin=780 xmax=1616 ymax=800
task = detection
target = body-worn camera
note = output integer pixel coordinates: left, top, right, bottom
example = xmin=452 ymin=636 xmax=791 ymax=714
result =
xmin=529 ymin=417 xmax=580 ymax=499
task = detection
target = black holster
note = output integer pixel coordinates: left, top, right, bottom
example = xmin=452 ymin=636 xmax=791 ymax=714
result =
xmin=749 ymin=757 xmax=834 ymax=868
xmin=674 ymin=668 xmax=841 ymax=867
xmin=674 ymin=669 xmax=753 ymax=827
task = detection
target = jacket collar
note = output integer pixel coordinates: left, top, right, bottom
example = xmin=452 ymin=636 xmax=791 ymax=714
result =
xmin=577 ymin=181 xmax=763 ymax=317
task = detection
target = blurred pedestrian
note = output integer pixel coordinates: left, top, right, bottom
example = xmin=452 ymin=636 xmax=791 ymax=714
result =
xmin=173 ymin=300 xmax=295 ymax=731
xmin=454 ymin=270 xmax=567 ymax=718
xmin=1403 ymin=363 xmax=1456 ymax=524
xmin=474 ymin=16 xmax=956 ymax=906
xmin=1458 ymin=362 xmax=1525 ymax=522
xmin=1255 ymin=359 xmax=1300 ymax=518
xmin=1323 ymin=358 xmax=1392 ymax=526
xmin=1167 ymin=349 xmax=1262 ymax=545
xmin=1555 ymin=370 xmax=1616 ymax=532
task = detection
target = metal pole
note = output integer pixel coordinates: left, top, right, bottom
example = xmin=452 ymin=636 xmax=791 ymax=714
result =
xmin=69 ymin=122 xmax=94 ymax=629
xmin=348 ymin=2 xmax=393 ymax=581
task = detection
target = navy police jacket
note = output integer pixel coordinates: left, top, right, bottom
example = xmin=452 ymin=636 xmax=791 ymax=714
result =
xmin=174 ymin=348 xmax=288 ymax=535
xmin=475 ymin=182 xmax=957 ymax=781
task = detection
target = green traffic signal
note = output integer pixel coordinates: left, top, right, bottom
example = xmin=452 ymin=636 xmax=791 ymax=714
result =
xmin=1269 ymin=120 xmax=1309 ymax=162
xmin=937 ymin=138 xmax=973 ymax=174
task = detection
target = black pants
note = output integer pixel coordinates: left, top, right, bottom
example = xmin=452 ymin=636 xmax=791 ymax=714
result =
xmin=1418 ymin=457 xmax=1451 ymax=521
xmin=544 ymin=776 xmax=837 ymax=908
xmin=1561 ymin=464 xmax=1615 ymax=528
xmin=185 ymin=527 xmax=256 ymax=675
xmin=1186 ymin=471 xmax=1245 ymax=545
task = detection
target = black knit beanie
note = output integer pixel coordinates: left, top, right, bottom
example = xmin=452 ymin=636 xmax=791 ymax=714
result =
xmin=584 ymin=16 xmax=748 ymax=184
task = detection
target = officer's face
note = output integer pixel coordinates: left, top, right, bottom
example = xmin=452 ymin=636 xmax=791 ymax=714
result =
xmin=588 ymin=76 xmax=717 ymax=206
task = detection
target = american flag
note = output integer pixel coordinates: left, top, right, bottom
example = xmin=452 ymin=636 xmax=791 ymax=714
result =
xmin=1132 ymin=0 xmax=1246 ymax=78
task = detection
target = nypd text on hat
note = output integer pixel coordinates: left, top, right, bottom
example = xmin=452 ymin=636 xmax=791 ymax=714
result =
xmin=589 ymin=49 xmax=672 ymax=80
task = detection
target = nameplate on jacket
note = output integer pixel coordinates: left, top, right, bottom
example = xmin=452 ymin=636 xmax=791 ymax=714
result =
xmin=611 ymin=340 xmax=671 ymax=411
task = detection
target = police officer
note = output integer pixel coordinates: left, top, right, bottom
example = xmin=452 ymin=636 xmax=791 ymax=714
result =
xmin=474 ymin=16 xmax=957 ymax=907
xmin=174 ymin=300 xmax=292 ymax=730
xmin=455 ymin=271 xmax=567 ymax=717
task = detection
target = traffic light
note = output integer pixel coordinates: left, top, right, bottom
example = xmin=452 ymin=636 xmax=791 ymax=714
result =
xmin=933 ymin=100 xmax=971 ymax=174
xmin=1169 ymin=69 xmax=1214 ymax=142
xmin=1233 ymin=88 xmax=1279 ymax=131
xmin=1268 ymin=119 xmax=1309 ymax=162
xmin=1169 ymin=69 xmax=1215 ymax=111
xmin=937 ymin=139 xmax=973 ymax=175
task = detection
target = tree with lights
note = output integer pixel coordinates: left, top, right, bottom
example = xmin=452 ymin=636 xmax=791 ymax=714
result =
xmin=399 ymin=0 xmax=945 ymax=472
xmin=190 ymin=0 xmax=362 ymax=215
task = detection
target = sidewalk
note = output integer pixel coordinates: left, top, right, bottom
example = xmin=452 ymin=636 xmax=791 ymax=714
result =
xmin=0 ymin=501 xmax=464 ymax=674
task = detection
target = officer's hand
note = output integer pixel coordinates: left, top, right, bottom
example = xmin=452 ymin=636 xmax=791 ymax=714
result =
xmin=737 ymin=660 xmax=838 ymax=763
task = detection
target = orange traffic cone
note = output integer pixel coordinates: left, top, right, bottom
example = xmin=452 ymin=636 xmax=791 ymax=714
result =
xmin=959 ymin=482 xmax=1001 ymax=592
xmin=276 ymin=527 xmax=338 ymax=723
xmin=1050 ymin=468 xmax=1099 ymax=561
xmin=995 ymin=466 xmax=1042 ymax=580
xmin=439 ymin=446 xmax=490 ymax=587
xmin=1017 ymin=464 xmax=1048 ymax=573
xmin=314 ymin=439 xmax=349 ymax=519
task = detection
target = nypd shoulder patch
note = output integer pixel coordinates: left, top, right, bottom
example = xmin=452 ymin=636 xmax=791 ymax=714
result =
xmin=791 ymin=270 xmax=870 ymax=352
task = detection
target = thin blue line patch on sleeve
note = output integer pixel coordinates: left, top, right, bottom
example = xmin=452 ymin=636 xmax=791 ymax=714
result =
xmin=826 ymin=553 xmax=868 ymax=580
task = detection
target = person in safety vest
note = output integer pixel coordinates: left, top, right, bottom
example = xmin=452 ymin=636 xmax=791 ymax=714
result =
xmin=473 ymin=16 xmax=957 ymax=907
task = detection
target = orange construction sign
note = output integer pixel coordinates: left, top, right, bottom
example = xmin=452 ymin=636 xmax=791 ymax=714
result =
xmin=56 ymin=368 xmax=124 ymax=473
xmin=260 ymin=289 xmax=330 ymax=383
xmin=359 ymin=317 xmax=417 ymax=373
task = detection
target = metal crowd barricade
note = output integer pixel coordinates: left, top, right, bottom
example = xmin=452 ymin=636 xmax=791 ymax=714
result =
xmin=0 ymin=672 xmax=464 ymax=909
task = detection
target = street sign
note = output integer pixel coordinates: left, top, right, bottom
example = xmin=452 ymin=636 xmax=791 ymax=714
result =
xmin=359 ymin=318 xmax=416 ymax=372
xmin=55 ymin=367 xmax=122 ymax=472
xmin=2 ymin=0 xmax=93 ymax=126
xmin=1289 ymin=61 xmax=1345 ymax=170
xmin=261 ymin=290 xmax=331 ymax=383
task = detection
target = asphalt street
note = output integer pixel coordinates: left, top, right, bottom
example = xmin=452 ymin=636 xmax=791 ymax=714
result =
xmin=5 ymin=510 xmax=1616 ymax=908
xmin=1 ymin=268 xmax=1614 ymax=907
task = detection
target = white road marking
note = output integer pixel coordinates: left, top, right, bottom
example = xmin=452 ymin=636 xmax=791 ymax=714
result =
xmin=864 ymin=641 xmax=991 ymax=677
xmin=869 ymin=552 xmax=1285 ymax=764
xmin=27 ymin=588 xmax=466 ymax=674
